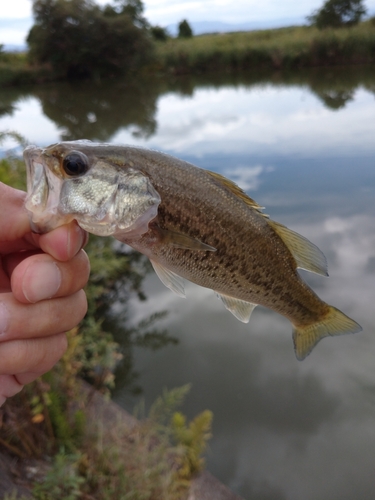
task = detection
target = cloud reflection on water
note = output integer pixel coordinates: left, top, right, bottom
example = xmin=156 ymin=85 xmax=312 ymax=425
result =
xmin=112 ymin=75 xmax=375 ymax=500
xmin=120 ymin=204 xmax=375 ymax=500
xmin=1 ymin=68 xmax=374 ymax=500
xmin=114 ymin=86 xmax=375 ymax=160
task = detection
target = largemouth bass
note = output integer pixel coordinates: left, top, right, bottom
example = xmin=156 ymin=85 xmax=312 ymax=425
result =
xmin=23 ymin=141 xmax=361 ymax=360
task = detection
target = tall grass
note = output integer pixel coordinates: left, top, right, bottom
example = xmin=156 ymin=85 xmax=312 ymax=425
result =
xmin=155 ymin=21 xmax=375 ymax=74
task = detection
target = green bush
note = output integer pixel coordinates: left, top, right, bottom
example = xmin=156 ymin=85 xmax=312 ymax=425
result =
xmin=308 ymin=0 xmax=367 ymax=29
xmin=151 ymin=25 xmax=169 ymax=41
xmin=27 ymin=0 xmax=154 ymax=79
xmin=178 ymin=19 xmax=193 ymax=38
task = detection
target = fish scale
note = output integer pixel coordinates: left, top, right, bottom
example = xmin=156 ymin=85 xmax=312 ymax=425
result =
xmin=23 ymin=141 xmax=362 ymax=360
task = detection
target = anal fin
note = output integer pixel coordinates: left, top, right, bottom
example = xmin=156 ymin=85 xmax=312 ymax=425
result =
xmin=215 ymin=292 xmax=257 ymax=323
xmin=150 ymin=259 xmax=186 ymax=298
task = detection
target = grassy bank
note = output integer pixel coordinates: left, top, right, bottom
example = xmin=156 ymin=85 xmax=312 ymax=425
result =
xmin=155 ymin=21 xmax=375 ymax=74
xmin=0 ymin=52 xmax=55 ymax=87
xmin=1 ymin=21 xmax=375 ymax=87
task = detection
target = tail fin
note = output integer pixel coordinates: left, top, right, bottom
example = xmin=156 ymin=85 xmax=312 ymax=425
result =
xmin=293 ymin=306 xmax=362 ymax=361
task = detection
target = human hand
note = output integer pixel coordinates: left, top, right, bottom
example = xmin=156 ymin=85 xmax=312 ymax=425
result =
xmin=0 ymin=182 xmax=90 ymax=406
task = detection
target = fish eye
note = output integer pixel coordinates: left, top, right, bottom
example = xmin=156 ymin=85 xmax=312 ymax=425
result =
xmin=62 ymin=152 xmax=89 ymax=176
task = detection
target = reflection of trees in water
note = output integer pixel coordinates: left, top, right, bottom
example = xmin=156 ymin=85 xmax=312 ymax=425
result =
xmin=302 ymin=66 xmax=364 ymax=110
xmin=1 ymin=66 xmax=375 ymax=139
xmin=0 ymin=87 xmax=31 ymax=118
xmin=363 ymin=82 xmax=375 ymax=97
xmin=32 ymin=77 xmax=163 ymax=141
xmin=314 ymin=88 xmax=355 ymax=109
xmin=83 ymin=235 xmax=178 ymax=396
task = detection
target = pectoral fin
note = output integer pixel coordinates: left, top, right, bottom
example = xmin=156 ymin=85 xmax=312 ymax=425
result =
xmin=215 ymin=293 xmax=257 ymax=323
xmin=268 ymin=220 xmax=328 ymax=276
xmin=156 ymin=227 xmax=216 ymax=252
xmin=150 ymin=259 xmax=186 ymax=298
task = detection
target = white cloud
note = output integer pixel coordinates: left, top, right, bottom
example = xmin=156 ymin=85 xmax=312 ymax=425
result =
xmin=0 ymin=98 xmax=61 ymax=147
xmin=324 ymin=215 xmax=375 ymax=278
xmin=2 ymin=0 xmax=375 ymax=44
xmin=223 ymin=165 xmax=274 ymax=191
xmin=114 ymin=84 xmax=375 ymax=160
xmin=144 ymin=0 xmax=375 ymax=25
xmin=0 ymin=1 xmax=32 ymax=19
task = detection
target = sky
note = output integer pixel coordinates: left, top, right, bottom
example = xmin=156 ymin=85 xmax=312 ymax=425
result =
xmin=1 ymin=0 xmax=375 ymax=45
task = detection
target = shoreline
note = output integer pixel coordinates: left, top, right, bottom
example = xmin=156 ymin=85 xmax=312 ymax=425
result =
xmin=1 ymin=22 xmax=375 ymax=88
xmin=0 ymin=381 xmax=244 ymax=500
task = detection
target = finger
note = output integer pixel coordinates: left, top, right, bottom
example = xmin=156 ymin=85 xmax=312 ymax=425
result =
xmin=0 ymin=375 xmax=24 ymax=405
xmin=14 ymin=372 xmax=43 ymax=385
xmin=0 ymin=290 xmax=87 ymax=341
xmin=36 ymin=221 xmax=88 ymax=262
xmin=0 ymin=184 xmax=88 ymax=259
xmin=9 ymin=250 xmax=90 ymax=304
xmin=0 ymin=184 xmax=30 ymax=243
xmin=0 ymin=332 xmax=67 ymax=376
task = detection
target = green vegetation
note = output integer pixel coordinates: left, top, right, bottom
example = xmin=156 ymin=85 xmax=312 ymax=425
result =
xmin=0 ymin=143 xmax=212 ymax=498
xmin=308 ymin=0 xmax=367 ymax=29
xmin=1 ymin=1 xmax=375 ymax=87
xmin=2 ymin=378 xmax=212 ymax=499
xmin=27 ymin=0 xmax=153 ymax=79
xmin=178 ymin=20 xmax=193 ymax=39
xmin=4 ymin=493 xmax=30 ymax=500
xmin=155 ymin=21 xmax=375 ymax=74
xmin=0 ymin=51 xmax=48 ymax=87
xmin=150 ymin=25 xmax=170 ymax=42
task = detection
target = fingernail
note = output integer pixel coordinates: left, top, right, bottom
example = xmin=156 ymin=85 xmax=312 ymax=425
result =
xmin=68 ymin=225 xmax=86 ymax=256
xmin=0 ymin=302 xmax=10 ymax=336
xmin=23 ymin=262 xmax=62 ymax=303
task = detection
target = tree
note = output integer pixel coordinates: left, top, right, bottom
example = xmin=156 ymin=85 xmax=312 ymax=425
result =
xmin=27 ymin=0 xmax=154 ymax=79
xmin=150 ymin=25 xmax=169 ymax=42
xmin=308 ymin=0 xmax=367 ymax=29
xmin=178 ymin=19 xmax=193 ymax=38
xmin=104 ymin=0 xmax=149 ymax=29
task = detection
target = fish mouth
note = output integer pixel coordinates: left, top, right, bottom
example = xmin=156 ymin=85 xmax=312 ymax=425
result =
xmin=23 ymin=145 xmax=66 ymax=233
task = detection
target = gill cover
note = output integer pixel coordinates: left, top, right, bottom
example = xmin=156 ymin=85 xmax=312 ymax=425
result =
xmin=59 ymin=166 xmax=161 ymax=237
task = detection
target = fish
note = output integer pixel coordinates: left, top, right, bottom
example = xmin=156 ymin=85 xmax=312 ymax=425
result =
xmin=23 ymin=140 xmax=362 ymax=360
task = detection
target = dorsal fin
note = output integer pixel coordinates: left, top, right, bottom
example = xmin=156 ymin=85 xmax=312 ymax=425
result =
xmin=268 ymin=220 xmax=328 ymax=276
xmin=206 ymin=170 xmax=268 ymax=217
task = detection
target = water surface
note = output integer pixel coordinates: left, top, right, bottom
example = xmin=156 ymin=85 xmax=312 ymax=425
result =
xmin=1 ymin=67 xmax=375 ymax=500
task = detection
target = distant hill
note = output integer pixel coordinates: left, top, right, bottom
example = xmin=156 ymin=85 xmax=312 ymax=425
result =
xmin=2 ymin=44 xmax=27 ymax=52
xmin=166 ymin=17 xmax=307 ymax=36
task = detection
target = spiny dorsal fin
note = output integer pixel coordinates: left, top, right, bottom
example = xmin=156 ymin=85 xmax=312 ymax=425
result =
xmin=206 ymin=170 xmax=268 ymax=217
xmin=268 ymin=220 xmax=328 ymax=276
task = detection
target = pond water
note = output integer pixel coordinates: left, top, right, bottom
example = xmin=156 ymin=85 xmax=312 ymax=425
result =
xmin=1 ymin=67 xmax=375 ymax=500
